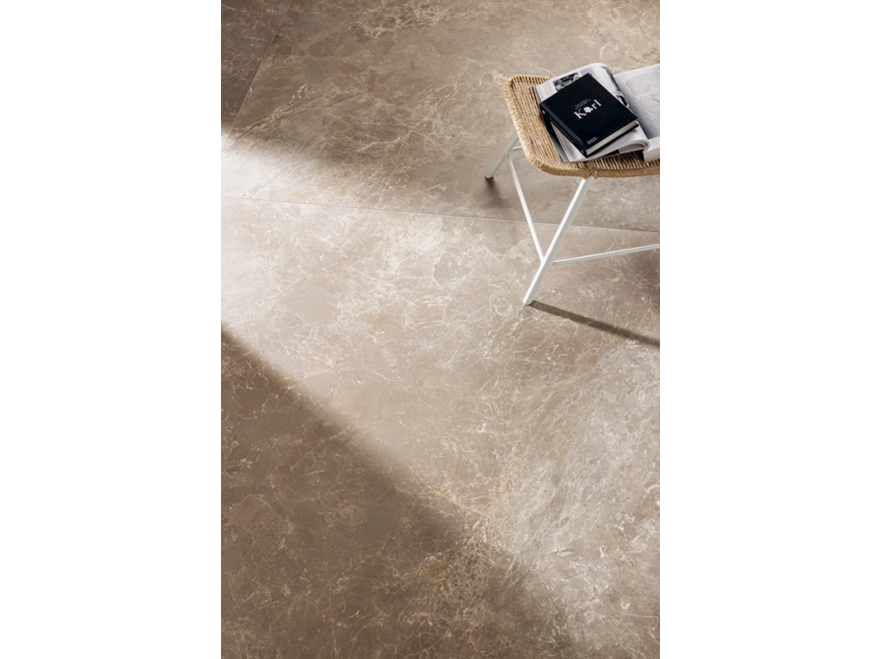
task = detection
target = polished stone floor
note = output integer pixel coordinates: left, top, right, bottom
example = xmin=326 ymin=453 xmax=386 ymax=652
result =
xmin=222 ymin=1 xmax=660 ymax=657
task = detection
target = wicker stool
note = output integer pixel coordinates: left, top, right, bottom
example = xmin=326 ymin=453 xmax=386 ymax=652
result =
xmin=485 ymin=75 xmax=661 ymax=305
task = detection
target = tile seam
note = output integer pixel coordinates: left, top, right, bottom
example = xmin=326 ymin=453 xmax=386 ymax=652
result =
xmin=219 ymin=195 xmax=661 ymax=235
xmin=226 ymin=0 xmax=298 ymax=128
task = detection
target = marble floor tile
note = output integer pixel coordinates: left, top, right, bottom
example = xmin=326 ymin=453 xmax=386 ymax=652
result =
xmin=221 ymin=0 xmax=660 ymax=230
xmin=222 ymin=198 xmax=659 ymax=658
xmin=222 ymin=0 xmax=294 ymax=129
xmin=222 ymin=0 xmax=660 ymax=656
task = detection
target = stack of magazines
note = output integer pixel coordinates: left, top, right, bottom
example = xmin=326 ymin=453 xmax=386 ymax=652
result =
xmin=533 ymin=63 xmax=660 ymax=163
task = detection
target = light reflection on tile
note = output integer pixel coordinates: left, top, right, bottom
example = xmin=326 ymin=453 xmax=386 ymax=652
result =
xmin=222 ymin=0 xmax=660 ymax=655
xmin=222 ymin=198 xmax=659 ymax=657
xmin=222 ymin=0 xmax=660 ymax=230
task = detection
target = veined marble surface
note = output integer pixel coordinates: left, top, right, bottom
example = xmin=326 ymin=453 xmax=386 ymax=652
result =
xmin=221 ymin=0 xmax=292 ymax=130
xmin=222 ymin=0 xmax=660 ymax=656
xmin=222 ymin=0 xmax=660 ymax=230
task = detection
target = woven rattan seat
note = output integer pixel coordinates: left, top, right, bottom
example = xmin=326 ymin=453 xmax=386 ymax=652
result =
xmin=502 ymin=75 xmax=660 ymax=179
xmin=486 ymin=73 xmax=660 ymax=305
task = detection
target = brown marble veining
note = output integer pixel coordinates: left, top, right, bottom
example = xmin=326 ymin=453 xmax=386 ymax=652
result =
xmin=222 ymin=332 xmax=581 ymax=657
xmin=222 ymin=199 xmax=660 ymax=658
xmin=222 ymin=0 xmax=293 ymax=129
xmin=222 ymin=0 xmax=660 ymax=656
xmin=221 ymin=0 xmax=660 ymax=229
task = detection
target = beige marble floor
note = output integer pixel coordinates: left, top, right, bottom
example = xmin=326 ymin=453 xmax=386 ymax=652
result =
xmin=222 ymin=1 xmax=660 ymax=657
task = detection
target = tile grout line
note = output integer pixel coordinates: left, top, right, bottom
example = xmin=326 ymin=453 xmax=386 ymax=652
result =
xmin=227 ymin=0 xmax=298 ymax=127
xmin=219 ymin=195 xmax=661 ymax=235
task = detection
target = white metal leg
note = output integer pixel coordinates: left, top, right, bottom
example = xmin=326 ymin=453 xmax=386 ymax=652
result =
xmin=553 ymin=242 xmax=661 ymax=266
xmin=523 ymin=177 xmax=593 ymax=305
xmin=485 ymin=134 xmax=659 ymax=305
xmin=506 ymin=153 xmax=543 ymax=261
xmin=484 ymin=133 xmax=519 ymax=179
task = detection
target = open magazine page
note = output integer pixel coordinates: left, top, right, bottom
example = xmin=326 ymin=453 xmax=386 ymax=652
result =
xmin=614 ymin=63 xmax=660 ymax=162
xmin=533 ymin=63 xmax=649 ymax=162
xmin=577 ymin=63 xmax=648 ymax=159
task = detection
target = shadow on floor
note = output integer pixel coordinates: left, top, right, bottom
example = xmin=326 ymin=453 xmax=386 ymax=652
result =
xmin=219 ymin=0 xmax=661 ymax=232
xmin=530 ymin=302 xmax=660 ymax=348
xmin=221 ymin=329 xmax=620 ymax=658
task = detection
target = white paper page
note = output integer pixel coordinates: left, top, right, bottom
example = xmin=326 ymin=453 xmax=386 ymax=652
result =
xmin=615 ymin=64 xmax=660 ymax=140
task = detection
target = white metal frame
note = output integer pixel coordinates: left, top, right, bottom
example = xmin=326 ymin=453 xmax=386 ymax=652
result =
xmin=485 ymin=133 xmax=660 ymax=305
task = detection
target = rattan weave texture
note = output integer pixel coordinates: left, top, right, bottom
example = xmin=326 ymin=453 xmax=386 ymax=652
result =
xmin=502 ymin=75 xmax=661 ymax=179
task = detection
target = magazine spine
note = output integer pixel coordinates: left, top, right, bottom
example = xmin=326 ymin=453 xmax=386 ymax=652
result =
xmin=540 ymin=109 xmax=588 ymax=154
xmin=543 ymin=109 xmax=638 ymax=158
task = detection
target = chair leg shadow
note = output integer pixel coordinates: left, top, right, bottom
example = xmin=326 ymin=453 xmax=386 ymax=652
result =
xmin=530 ymin=301 xmax=660 ymax=348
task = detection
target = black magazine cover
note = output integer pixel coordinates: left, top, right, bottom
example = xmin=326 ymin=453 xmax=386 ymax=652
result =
xmin=538 ymin=74 xmax=639 ymax=158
